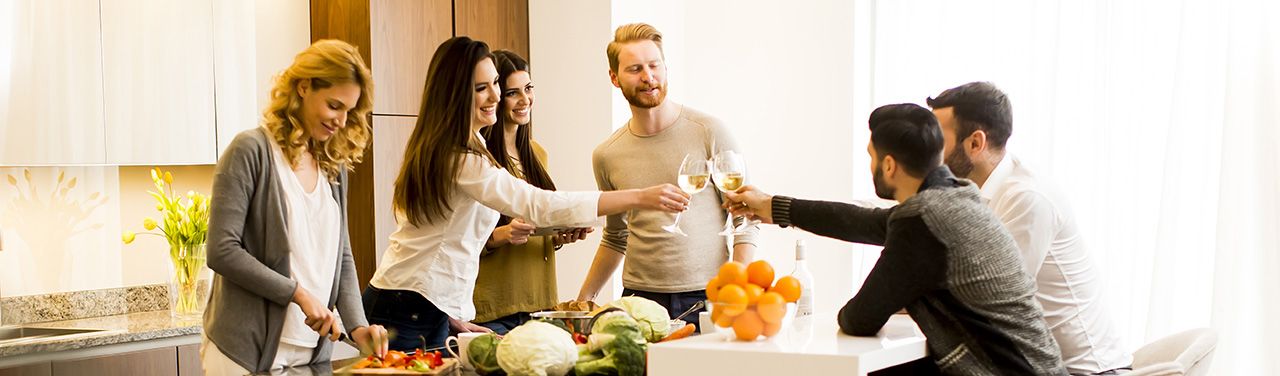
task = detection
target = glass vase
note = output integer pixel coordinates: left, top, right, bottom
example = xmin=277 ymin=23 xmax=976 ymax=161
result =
xmin=169 ymin=242 xmax=210 ymax=319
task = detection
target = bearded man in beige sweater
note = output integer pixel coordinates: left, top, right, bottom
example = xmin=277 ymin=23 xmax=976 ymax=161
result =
xmin=576 ymin=23 xmax=758 ymax=330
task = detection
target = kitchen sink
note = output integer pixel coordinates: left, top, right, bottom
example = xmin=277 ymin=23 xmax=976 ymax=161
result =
xmin=0 ymin=326 xmax=108 ymax=345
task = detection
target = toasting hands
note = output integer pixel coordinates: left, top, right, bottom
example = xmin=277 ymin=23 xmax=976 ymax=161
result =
xmin=723 ymin=185 xmax=775 ymax=224
xmin=638 ymin=183 xmax=691 ymax=213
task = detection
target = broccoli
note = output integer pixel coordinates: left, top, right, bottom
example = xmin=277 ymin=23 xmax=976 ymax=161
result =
xmin=572 ymin=333 xmax=646 ymax=376
xmin=577 ymin=343 xmax=603 ymax=363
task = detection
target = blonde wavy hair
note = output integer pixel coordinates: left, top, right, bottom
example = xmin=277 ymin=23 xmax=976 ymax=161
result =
xmin=263 ymin=39 xmax=373 ymax=181
xmin=606 ymin=23 xmax=664 ymax=74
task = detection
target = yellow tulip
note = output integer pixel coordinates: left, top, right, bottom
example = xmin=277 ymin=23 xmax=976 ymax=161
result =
xmin=122 ymin=231 xmax=136 ymax=244
xmin=143 ymin=217 xmax=157 ymax=231
xmin=164 ymin=171 xmax=173 ymax=185
xmin=151 ymin=168 xmax=160 ymax=182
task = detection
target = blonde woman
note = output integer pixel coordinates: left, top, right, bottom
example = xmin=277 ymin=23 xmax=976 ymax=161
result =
xmin=203 ymin=39 xmax=388 ymax=374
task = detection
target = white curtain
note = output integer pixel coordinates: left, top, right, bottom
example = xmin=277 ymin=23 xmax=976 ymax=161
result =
xmin=869 ymin=0 xmax=1279 ymax=373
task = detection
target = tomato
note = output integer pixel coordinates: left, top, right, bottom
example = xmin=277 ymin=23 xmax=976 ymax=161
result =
xmin=382 ymin=350 xmax=407 ymax=368
xmin=428 ymin=351 xmax=444 ymax=367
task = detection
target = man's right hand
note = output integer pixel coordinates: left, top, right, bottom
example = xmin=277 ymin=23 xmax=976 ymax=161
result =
xmin=724 ymin=185 xmax=775 ymax=224
xmin=293 ymin=286 xmax=340 ymax=340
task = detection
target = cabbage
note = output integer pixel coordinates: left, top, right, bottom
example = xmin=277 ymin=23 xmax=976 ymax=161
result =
xmin=496 ymin=321 xmax=579 ymax=376
xmin=606 ymin=296 xmax=671 ymax=342
xmin=589 ymin=311 xmax=646 ymax=348
xmin=468 ymin=333 xmax=504 ymax=375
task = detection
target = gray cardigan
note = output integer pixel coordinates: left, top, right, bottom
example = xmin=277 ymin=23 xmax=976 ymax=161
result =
xmin=204 ymin=128 xmax=369 ymax=372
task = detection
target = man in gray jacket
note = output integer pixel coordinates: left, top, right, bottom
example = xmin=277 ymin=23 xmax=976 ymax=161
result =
xmin=726 ymin=104 xmax=1066 ymax=375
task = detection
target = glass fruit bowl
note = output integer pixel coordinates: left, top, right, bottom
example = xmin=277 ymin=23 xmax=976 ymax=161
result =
xmin=707 ymin=301 xmax=796 ymax=341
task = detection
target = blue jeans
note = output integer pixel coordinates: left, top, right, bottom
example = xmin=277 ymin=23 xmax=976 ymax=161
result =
xmin=621 ymin=288 xmax=707 ymax=332
xmin=474 ymin=312 xmax=533 ymax=335
xmin=362 ymin=286 xmax=449 ymax=352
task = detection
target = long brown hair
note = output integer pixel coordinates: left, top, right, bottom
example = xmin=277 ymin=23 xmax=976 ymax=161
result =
xmin=483 ymin=50 xmax=556 ymax=191
xmin=263 ymin=39 xmax=373 ymax=181
xmin=394 ymin=36 xmax=496 ymax=226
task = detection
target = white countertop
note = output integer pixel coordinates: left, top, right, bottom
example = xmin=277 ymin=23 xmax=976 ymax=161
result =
xmin=648 ymin=312 xmax=927 ymax=375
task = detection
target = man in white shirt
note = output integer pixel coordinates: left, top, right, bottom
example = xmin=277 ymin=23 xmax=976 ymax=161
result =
xmin=927 ymin=82 xmax=1131 ymax=375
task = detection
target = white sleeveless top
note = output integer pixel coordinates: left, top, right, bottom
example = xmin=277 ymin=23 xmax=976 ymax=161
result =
xmin=269 ymin=139 xmax=341 ymax=348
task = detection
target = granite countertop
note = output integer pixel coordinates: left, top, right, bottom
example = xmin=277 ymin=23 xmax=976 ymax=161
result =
xmin=0 ymin=310 xmax=201 ymax=358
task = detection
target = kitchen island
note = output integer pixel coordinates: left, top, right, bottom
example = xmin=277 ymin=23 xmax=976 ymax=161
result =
xmin=648 ymin=311 xmax=927 ymax=375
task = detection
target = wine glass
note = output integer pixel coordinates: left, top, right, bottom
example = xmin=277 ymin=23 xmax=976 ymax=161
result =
xmin=712 ymin=150 xmax=758 ymax=235
xmin=663 ymin=154 xmax=709 ymax=236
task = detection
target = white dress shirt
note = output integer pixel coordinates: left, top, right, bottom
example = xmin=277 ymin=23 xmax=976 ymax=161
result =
xmin=370 ymin=137 xmax=601 ymax=321
xmin=981 ymin=155 xmax=1131 ymax=374
xmin=267 ymin=140 xmax=341 ymax=349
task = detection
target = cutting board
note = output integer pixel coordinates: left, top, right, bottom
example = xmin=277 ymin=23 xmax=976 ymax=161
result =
xmin=334 ymin=358 xmax=458 ymax=375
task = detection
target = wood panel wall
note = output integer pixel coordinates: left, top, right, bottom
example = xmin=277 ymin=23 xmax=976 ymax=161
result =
xmin=455 ymin=0 xmax=530 ymax=59
xmin=371 ymin=0 xmax=452 ymax=116
xmin=310 ymin=0 xmax=377 ymax=290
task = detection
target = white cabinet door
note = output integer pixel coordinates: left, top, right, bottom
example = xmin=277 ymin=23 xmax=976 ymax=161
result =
xmin=0 ymin=0 xmax=106 ymax=165
xmin=101 ymin=0 xmax=216 ymax=165
xmin=212 ymin=0 xmax=310 ymax=158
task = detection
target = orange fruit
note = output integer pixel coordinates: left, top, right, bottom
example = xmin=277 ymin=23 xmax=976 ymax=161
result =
xmin=770 ymin=276 xmax=802 ymax=303
xmin=715 ymin=307 xmax=737 ymax=328
xmin=705 ymin=277 xmax=722 ymax=302
xmin=732 ymin=309 xmax=764 ymax=341
xmin=744 ymin=283 xmax=764 ymax=305
xmin=718 ymin=262 xmax=749 ymax=286
xmin=757 ymin=292 xmax=787 ymax=324
xmin=747 ymin=260 xmax=775 ymax=288
xmin=716 ymin=284 xmax=748 ymax=316
xmin=762 ymin=321 xmax=782 ymax=337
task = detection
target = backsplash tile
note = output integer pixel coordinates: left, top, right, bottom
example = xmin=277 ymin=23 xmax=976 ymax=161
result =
xmin=0 ymin=284 xmax=172 ymax=325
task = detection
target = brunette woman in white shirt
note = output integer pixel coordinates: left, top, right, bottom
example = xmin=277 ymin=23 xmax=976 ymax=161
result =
xmin=363 ymin=36 xmax=689 ymax=351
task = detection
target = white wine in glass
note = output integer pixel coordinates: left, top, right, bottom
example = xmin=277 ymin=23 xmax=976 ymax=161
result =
xmin=712 ymin=150 xmax=758 ymax=235
xmin=679 ymin=174 xmax=709 ymax=193
xmin=664 ymin=154 xmax=709 ymax=236
xmin=713 ymin=172 xmax=743 ymax=192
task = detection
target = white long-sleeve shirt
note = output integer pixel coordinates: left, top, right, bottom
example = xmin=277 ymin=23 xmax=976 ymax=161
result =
xmin=982 ymin=155 xmax=1131 ymax=374
xmin=369 ymin=138 xmax=600 ymax=320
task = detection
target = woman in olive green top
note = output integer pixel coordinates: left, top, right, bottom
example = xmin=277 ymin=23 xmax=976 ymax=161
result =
xmin=474 ymin=50 xmax=590 ymax=333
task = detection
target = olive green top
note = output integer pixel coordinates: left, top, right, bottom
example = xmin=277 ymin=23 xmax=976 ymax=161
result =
xmin=472 ymin=142 xmax=558 ymax=322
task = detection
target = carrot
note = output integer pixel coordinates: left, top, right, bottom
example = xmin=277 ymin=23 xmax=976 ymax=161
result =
xmin=659 ymin=323 xmax=697 ymax=342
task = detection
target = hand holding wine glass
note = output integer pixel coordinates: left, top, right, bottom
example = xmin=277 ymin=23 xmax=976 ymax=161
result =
xmin=663 ymin=154 xmax=709 ymax=236
xmin=712 ymin=150 xmax=758 ymax=234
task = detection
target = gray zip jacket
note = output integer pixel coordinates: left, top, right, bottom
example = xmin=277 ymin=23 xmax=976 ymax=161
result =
xmin=204 ymin=127 xmax=369 ymax=372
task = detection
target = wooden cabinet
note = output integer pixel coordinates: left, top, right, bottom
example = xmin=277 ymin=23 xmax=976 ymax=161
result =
xmin=0 ymin=0 xmax=106 ymax=165
xmin=100 ymin=0 xmax=217 ymax=165
xmin=50 ymin=347 xmax=177 ymax=376
xmin=371 ymin=115 xmax=418 ymax=269
xmin=370 ymin=0 xmax=452 ymax=116
xmin=0 ymin=362 xmax=51 ymax=376
xmin=176 ymin=344 xmax=201 ymax=376
xmin=455 ymin=0 xmax=530 ymax=59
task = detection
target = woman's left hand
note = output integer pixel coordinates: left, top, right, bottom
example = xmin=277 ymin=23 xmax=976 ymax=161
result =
xmin=552 ymin=227 xmax=593 ymax=247
xmin=448 ymin=317 xmax=494 ymax=335
xmin=351 ymin=324 xmax=389 ymax=358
